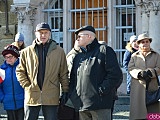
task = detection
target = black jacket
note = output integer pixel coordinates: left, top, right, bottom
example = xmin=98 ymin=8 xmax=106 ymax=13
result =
xmin=69 ymin=39 xmax=122 ymax=111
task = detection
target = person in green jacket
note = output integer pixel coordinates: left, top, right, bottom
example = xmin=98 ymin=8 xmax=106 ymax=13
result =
xmin=16 ymin=22 xmax=69 ymax=120
xmin=58 ymin=40 xmax=80 ymax=120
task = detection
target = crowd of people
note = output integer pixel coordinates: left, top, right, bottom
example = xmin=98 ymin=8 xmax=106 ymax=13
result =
xmin=0 ymin=23 xmax=160 ymax=120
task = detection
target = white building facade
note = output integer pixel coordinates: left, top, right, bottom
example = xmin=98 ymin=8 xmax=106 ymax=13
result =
xmin=10 ymin=0 xmax=160 ymax=66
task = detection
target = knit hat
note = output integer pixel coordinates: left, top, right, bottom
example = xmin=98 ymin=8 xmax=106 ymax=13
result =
xmin=137 ymin=33 xmax=152 ymax=44
xmin=15 ymin=32 xmax=24 ymax=42
xmin=75 ymin=25 xmax=95 ymax=35
xmin=2 ymin=45 xmax=20 ymax=58
xmin=129 ymin=35 xmax=137 ymax=44
xmin=35 ymin=22 xmax=51 ymax=31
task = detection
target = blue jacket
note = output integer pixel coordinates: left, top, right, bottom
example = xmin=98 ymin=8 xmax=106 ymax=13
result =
xmin=123 ymin=47 xmax=137 ymax=71
xmin=0 ymin=59 xmax=24 ymax=110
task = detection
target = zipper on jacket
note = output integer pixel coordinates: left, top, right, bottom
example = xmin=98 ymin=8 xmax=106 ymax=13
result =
xmin=41 ymin=91 xmax=42 ymax=104
xmin=11 ymin=67 xmax=17 ymax=109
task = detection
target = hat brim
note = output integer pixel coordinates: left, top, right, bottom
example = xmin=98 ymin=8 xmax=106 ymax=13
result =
xmin=75 ymin=28 xmax=86 ymax=35
xmin=2 ymin=50 xmax=19 ymax=58
xmin=35 ymin=28 xmax=51 ymax=32
xmin=137 ymin=38 xmax=152 ymax=44
xmin=75 ymin=26 xmax=95 ymax=35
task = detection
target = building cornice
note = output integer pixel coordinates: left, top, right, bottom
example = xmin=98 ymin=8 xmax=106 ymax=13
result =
xmin=135 ymin=0 xmax=160 ymax=16
xmin=10 ymin=4 xmax=37 ymax=24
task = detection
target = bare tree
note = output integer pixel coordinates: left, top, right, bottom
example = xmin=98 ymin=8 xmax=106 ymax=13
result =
xmin=2 ymin=0 xmax=12 ymax=35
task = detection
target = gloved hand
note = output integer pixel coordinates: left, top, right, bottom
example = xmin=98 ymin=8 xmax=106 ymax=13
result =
xmin=138 ymin=71 xmax=147 ymax=78
xmin=138 ymin=71 xmax=151 ymax=83
xmin=60 ymin=92 xmax=69 ymax=106
xmin=146 ymin=70 xmax=152 ymax=78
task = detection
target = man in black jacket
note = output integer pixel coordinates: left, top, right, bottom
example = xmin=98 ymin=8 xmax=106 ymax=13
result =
xmin=69 ymin=25 xmax=122 ymax=120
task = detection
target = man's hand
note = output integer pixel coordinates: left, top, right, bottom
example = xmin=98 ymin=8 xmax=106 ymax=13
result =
xmin=60 ymin=92 xmax=69 ymax=106
xmin=98 ymin=86 xmax=107 ymax=96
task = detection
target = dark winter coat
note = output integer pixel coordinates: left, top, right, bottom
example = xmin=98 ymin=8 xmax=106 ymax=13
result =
xmin=0 ymin=59 xmax=24 ymax=110
xmin=69 ymin=39 xmax=122 ymax=111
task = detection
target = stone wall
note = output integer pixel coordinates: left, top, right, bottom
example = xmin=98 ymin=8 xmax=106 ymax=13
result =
xmin=0 ymin=0 xmax=17 ymax=64
xmin=0 ymin=0 xmax=17 ymax=40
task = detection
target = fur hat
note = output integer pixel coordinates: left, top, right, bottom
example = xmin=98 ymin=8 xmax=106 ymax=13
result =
xmin=2 ymin=45 xmax=20 ymax=58
xmin=15 ymin=32 xmax=24 ymax=42
xmin=75 ymin=25 xmax=95 ymax=35
xmin=137 ymin=33 xmax=152 ymax=44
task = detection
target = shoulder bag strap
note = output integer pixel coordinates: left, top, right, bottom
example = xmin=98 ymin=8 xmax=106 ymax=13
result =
xmin=154 ymin=69 xmax=160 ymax=86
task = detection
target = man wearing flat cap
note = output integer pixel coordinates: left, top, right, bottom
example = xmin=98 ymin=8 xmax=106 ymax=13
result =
xmin=128 ymin=33 xmax=160 ymax=119
xmin=69 ymin=25 xmax=123 ymax=120
xmin=16 ymin=22 xmax=69 ymax=120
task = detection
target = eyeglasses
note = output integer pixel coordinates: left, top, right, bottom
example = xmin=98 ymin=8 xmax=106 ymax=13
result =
xmin=4 ymin=55 xmax=14 ymax=60
xmin=77 ymin=34 xmax=88 ymax=39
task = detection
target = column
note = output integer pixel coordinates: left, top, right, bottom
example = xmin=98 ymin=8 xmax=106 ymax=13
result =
xmin=63 ymin=0 xmax=72 ymax=54
xmin=149 ymin=6 xmax=160 ymax=53
xmin=11 ymin=5 xmax=37 ymax=46
xmin=134 ymin=0 xmax=160 ymax=53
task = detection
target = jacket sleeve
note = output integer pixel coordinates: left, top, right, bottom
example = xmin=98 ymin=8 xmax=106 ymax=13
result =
xmin=69 ymin=64 xmax=75 ymax=94
xmin=16 ymin=51 xmax=31 ymax=89
xmin=100 ymin=46 xmax=123 ymax=93
xmin=0 ymin=84 xmax=4 ymax=102
xmin=68 ymin=54 xmax=79 ymax=94
xmin=123 ymin=50 xmax=131 ymax=71
xmin=59 ymin=49 xmax=69 ymax=92
xmin=128 ymin=55 xmax=142 ymax=79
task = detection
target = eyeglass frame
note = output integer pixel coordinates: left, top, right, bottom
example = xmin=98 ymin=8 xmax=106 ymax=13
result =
xmin=77 ymin=34 xmax=89 ymax=39
xmin=4 ymin=55 xmax=14 ymax=60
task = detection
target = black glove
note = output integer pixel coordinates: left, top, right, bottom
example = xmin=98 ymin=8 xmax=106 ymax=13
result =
xmin=138 ymin=71 xmax=147 ymax=78
xmin=146 ymin=70 xmax=152 ymax=78
xmin=60 ymin=92 xmax=69 ymax=106
xmin=138 ymin=71 xmax=151 ymax=83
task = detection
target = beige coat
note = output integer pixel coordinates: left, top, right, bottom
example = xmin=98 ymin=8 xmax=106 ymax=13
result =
xmin=16 ymin=39 xmax=69 ymax=106
xmin=128 ymin=49 xmax=160 ymax=120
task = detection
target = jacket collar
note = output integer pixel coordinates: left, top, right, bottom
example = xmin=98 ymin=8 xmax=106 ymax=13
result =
xmin=80 ymin=38 xmax=99 ymax=53
xmin=135 ymin=48 xmax=156 ymax=55
xmin=1 ymin=58 xmax=19 ymax=69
